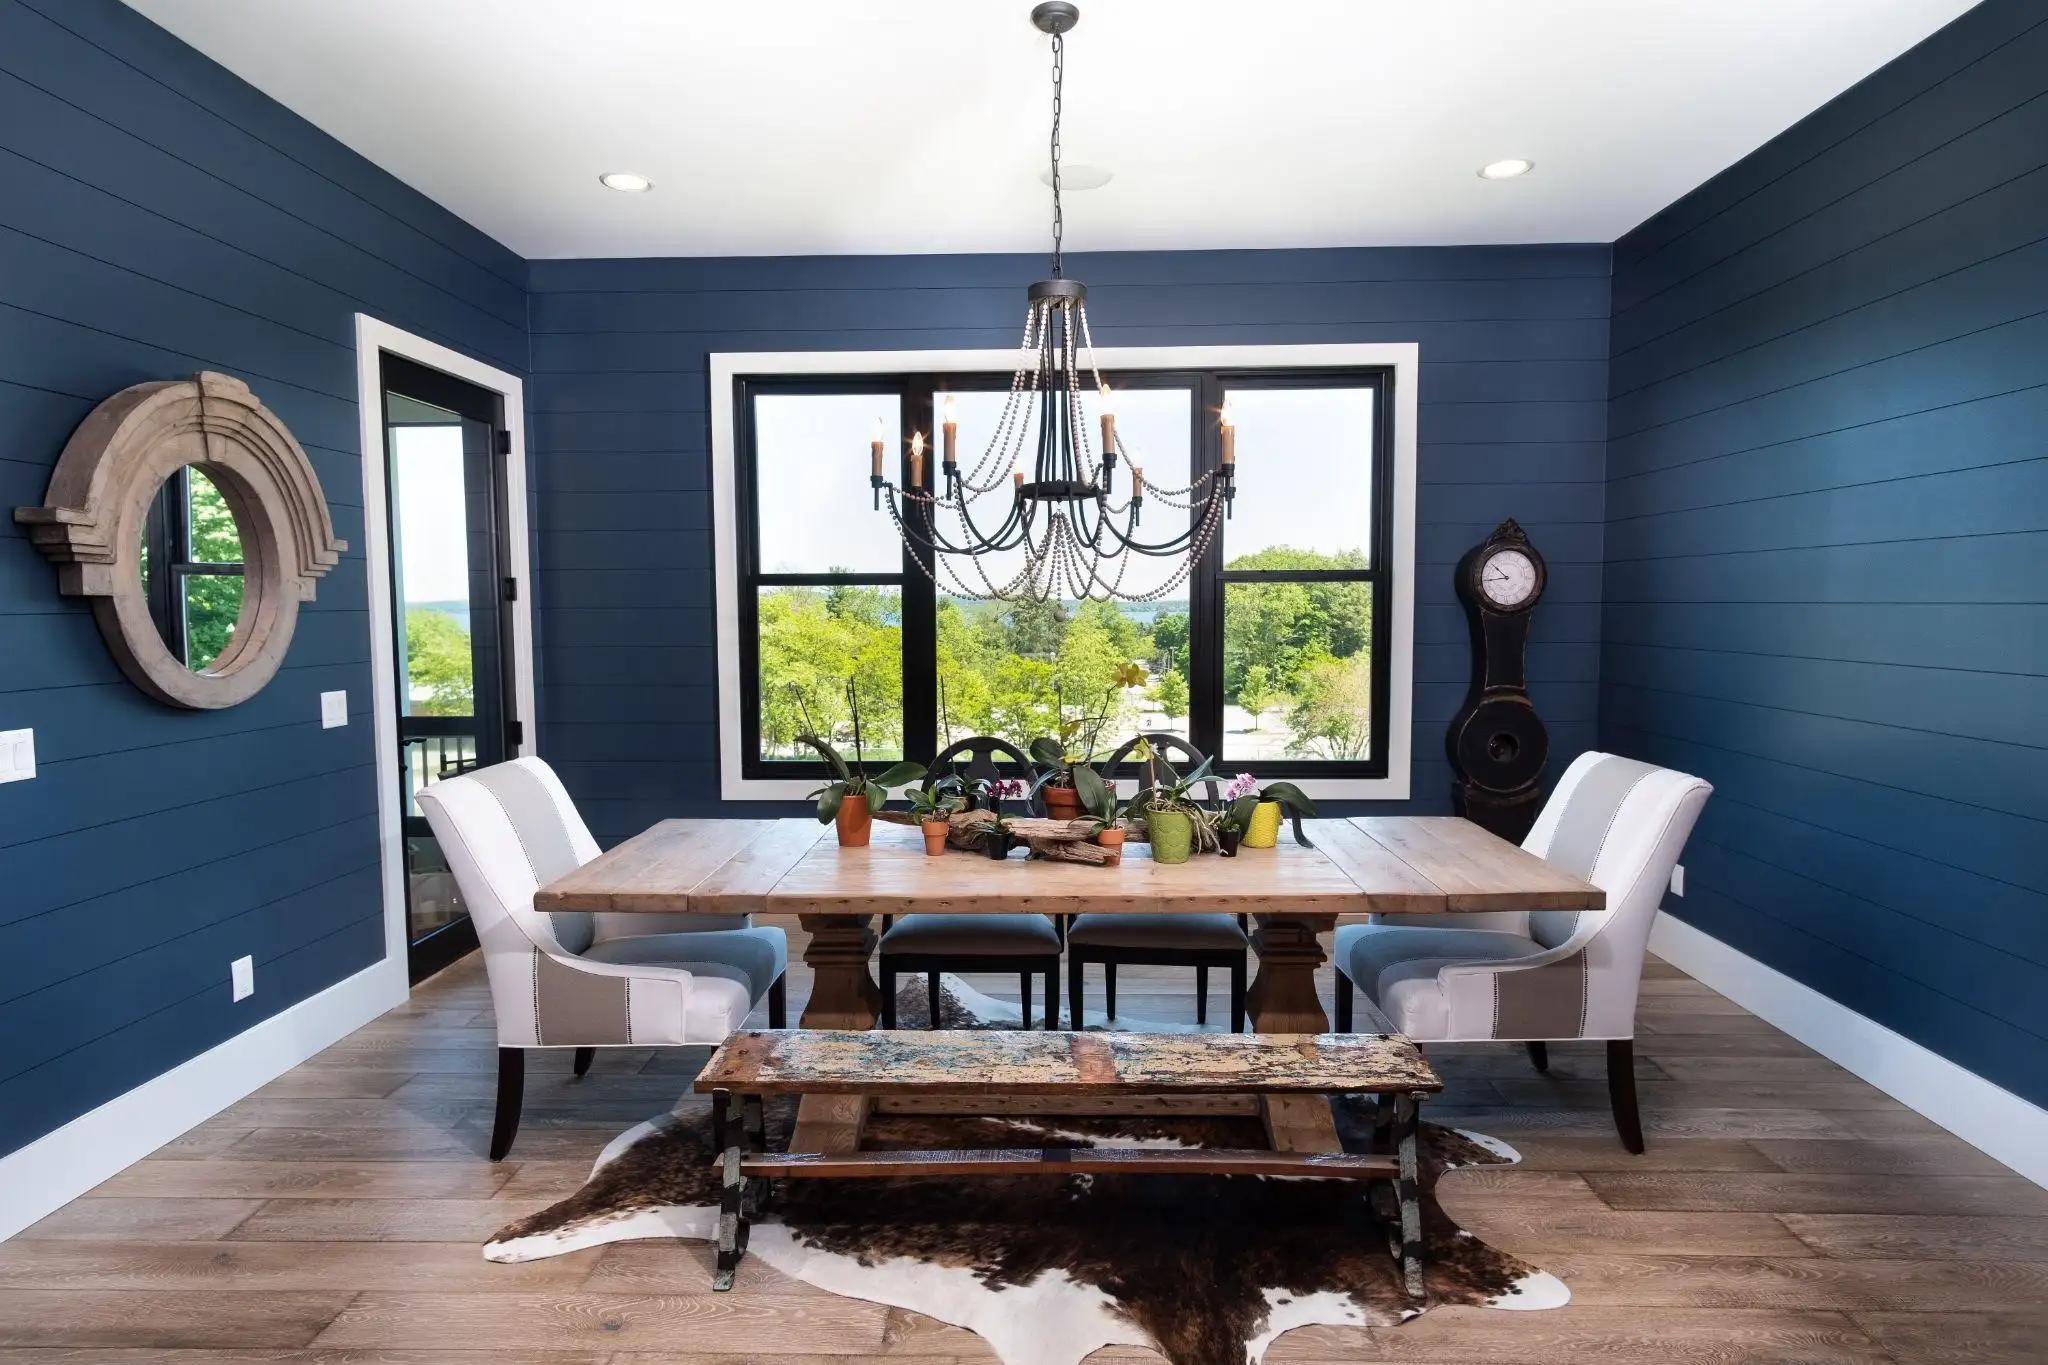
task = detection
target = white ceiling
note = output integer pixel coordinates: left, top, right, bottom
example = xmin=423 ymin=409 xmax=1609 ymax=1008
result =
xmin=124 ymin=0 xmax=1979 ymax=260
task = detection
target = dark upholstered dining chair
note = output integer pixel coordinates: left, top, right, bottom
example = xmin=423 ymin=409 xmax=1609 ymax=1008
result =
xmin=1065 ymin=733 xmax=1248 ymax=1030
xmin=877 ymin=736 xmax=1063 ymax=1028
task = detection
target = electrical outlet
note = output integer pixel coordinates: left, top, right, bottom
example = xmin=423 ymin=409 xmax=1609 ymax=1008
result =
xmin=1670 ymin=864 xmax=1685 ymax=897
xmin=0 ymin=729 xmax=35 ymax=784
xmin=320 ymin=690 xmax=348 ymax=729
xmin=231 ymin=956 xmax=254 ymax=1002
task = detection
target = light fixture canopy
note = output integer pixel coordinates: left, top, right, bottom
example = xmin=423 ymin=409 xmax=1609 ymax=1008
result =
xmin=861 ymin=3 xmax=1234 ymax=604
xmin=598 ymin=172 xmax=654 ymax=193
xmin=1478 ymin=158 xmax=1534 ymax=180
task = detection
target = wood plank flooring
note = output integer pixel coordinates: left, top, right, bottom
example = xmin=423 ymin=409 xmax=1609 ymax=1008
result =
xmin=5 ymin=922 xmax=2044 ymax=1362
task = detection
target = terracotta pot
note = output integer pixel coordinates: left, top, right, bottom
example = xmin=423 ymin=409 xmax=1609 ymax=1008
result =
xmin=921 ymin=818 xmax=950 ymax=856
xmin=1041 ymin=785 xmax=1084 ymax=821
xmin=1094 ymin=826 xmax=1126 ymax=864
xmin=1148 ymin=808 xmax=1193 ymax=864
xmin=1243 ymin=800 xmax=1283 ymax=848
xmin=834 ymin=794 xmax=873 ymax=847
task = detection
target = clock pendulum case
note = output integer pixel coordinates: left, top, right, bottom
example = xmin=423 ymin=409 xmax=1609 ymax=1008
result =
xmin=1447 ymin=519 xmax=1550 ymax=842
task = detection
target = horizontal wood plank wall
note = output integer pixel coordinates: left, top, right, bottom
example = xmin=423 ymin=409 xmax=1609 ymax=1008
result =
xmin=0 ymin=0 xmax=528 ymax=1156
xmin=1602 ymin=0 xmax=2048 ymax=1108
xmin=525 ymin=244 xmax=1613 ymax=839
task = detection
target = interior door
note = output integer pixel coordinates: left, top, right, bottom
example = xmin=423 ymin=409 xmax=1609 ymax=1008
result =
xmin=381 ymin=353 xmax=519 ymax=982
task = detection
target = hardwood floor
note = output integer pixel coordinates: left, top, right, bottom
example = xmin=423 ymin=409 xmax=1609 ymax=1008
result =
xmin=5 ymin=925 xmax=2044 ymax=1362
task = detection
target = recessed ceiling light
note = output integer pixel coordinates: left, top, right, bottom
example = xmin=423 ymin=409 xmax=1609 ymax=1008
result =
xmin=1478 ymin=158 xmax=1534 ymax=181
xmin=599 ymin=172 xmax=654 ymax=193
xmin=1040 ymin=163 xmax=1113 ymax=190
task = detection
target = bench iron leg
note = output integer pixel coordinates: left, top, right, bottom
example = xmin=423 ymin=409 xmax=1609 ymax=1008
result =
xmin=712 ymin=1087 xmax=752 ymax=1291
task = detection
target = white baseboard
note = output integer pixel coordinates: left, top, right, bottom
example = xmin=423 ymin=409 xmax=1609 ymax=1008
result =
xmin=0 ymin=956 xmax=407 ymax=1240
xmin=1649 ymin=910 xmax=2048 ymax=1188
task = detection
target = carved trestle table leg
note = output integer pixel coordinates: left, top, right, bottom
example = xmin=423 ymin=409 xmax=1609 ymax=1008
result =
xmin=798 ymin=913 xmax=883 ymax=1029
xmin=1245 ymin=912 xmax=1337 ymax=1032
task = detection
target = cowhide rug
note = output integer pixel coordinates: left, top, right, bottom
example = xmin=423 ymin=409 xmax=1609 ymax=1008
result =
xmin=484 ymin=977 xmax=1568 ymax=1365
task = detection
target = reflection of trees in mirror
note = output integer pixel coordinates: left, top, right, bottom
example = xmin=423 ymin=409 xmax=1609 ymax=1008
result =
xmin=406 ymin=608 xmax=475 ymax=715
xmin=755 ymin=546 xmax=1372 ymax=762
xmin=165 ymin=467 xmax=245 ymax=672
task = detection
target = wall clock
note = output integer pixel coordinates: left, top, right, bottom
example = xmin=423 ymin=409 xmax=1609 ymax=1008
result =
xmin=1447 ymin=519 xmax=1549 ymax=842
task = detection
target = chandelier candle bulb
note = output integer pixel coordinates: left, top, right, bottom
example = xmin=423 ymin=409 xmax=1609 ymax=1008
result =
xmin=909 ymin=434 xmax=924 ymax=490
xmin=870 ymin=419 xmax=884 ymax=479
xmin=1219 ymin=402 xmax=1236 ymax=466
xmin=941 ymin=396 xmax=958 ymax=469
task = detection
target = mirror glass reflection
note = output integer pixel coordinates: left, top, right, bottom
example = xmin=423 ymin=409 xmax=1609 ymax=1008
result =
xmin=138 ymin=465 xmax=247 ymax=672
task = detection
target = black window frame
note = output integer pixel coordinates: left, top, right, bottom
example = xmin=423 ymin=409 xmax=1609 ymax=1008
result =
xmin=734 ymin=365 xmax=1394 ymax=784
xmin=141 ymin=465 xmax=246 ymax=670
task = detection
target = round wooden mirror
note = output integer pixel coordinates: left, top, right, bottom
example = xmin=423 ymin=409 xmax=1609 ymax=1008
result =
xmin=14 ymin=372 xmax=344 ymax=709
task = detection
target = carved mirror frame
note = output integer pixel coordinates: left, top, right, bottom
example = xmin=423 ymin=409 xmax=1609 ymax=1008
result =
xmin=13 ymin=372 xmax=345 ymax=709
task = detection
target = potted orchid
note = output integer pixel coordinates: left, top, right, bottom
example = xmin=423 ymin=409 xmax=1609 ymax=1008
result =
xmin=907 ymin=775 xmax=966 ymax=856
xmin=972 ymin=776 xmax=1031 ymax=859
xmin=791 ymin=683 xmax=924 ymax=847
xmin=1130 ymin=739 xmax=1216 ymax=865
xmin=1029 ymin=666 xmax=1145 ymax=820
xmin=1223 ymin=777 xmax=1320 ymax=849
xmin=1210 ymin=772 xmax=1263 ymax=856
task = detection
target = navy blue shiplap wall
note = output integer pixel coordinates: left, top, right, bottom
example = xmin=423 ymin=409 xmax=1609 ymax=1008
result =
xmin=0 ymin=0 xmax=527 ymax=1157
xmin=1603 ymin=0 xmax=2048 ymax=1106
xmin=526 ymin=247 xmax=1611 ymax=842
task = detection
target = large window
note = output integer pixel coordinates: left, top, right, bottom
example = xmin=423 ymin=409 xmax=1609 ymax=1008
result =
xmin=717 ymin=346 xmax=1415 ymax=799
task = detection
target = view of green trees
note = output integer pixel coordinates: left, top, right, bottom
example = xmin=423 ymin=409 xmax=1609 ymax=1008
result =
xmin=180 ymin=468 xmax=244 ymax=672
xmin=404 ymin=608 xmax=477 ymax=716
xmin=756 ymin=547 xmax=1372 ymax=762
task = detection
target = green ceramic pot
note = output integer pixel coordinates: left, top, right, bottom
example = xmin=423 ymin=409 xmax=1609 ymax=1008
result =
xmin=1148 ymin=808 xmax=1193 ymax=864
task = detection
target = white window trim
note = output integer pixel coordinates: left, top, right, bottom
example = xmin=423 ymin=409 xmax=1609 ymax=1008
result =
xmin=711 ymin=343 xmax=1417 ymax=803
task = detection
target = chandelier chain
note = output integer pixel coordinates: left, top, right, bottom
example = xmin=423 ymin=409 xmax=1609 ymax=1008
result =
xmin=1049 ymin=29 xmax=1064 ymax=279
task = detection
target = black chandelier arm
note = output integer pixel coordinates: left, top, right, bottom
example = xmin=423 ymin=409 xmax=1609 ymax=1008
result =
xmin=883 ymin=485 xmax=1024 ymax=558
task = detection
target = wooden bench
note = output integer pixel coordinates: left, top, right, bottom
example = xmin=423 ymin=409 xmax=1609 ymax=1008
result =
xmin=694 ymin=1029 xmax=1442 ymax=1297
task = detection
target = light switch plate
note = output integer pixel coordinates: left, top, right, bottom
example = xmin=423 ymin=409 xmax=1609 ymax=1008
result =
xmin=231 ymin=955 xmax=255 ymax=1002
xmin=320 ymin=690 xmax=347 ymax=729
xmin=0 ymin=729 xmax=34 ymax=784
xmin=1670 ymin=864 xmax=1685 ymax=897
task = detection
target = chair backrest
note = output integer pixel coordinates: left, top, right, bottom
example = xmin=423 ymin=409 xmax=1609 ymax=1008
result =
xmin=1520 ymin=750 xmax=1712 ymax=1036
xmin=925 ymin=735 xmax=1037 ymax=790
xmin=415 ymin=757 xmax=602 ymax=964
xmin=1099 ymin=732 xmax=1220 ymax=803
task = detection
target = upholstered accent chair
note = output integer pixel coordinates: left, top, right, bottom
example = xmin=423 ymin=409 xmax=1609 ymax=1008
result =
xmin=417 ymin=758 xmax=787 ymax=1159
xmin=879 ymin=736 xmax=1062 ymax=1028
xmin=1067 ymin=733 xmax=1247 ymax=1030
xmin=1334 ymin=752 xmax=1711 ymax=1151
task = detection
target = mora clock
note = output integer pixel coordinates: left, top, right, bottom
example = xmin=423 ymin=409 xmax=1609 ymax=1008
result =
xmin=1447 ymin=519 xmax=1549 ymax=842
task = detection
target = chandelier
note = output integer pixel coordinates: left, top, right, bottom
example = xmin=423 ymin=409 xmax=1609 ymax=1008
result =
xmin=867 ymin=1 xmax=1235 ymax=604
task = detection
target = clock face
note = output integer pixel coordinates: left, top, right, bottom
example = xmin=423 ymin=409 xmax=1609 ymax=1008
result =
xmin=1479 ymin=548 xmax=1538 ymax=609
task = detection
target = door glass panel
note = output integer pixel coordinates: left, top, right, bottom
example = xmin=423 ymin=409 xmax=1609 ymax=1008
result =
xmin=390 ymin=414 xmax=475 ymax=718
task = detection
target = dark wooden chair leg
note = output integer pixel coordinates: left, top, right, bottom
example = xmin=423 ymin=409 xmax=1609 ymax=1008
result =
xmin=767 ymin=973 xmax=788 ymax=1029
xmin=927 ymin=972 xmax=943 ymax=1030
xmin=1105 ymin=962 xmax=1117 ymax=1020
xmin=1608 ymin=1039 xmax=1645 ymax=1154
xmin=573 ymin=1046 xmax=595 ymax=1078
xmin=1068 ymin=956 xmax=1085 ymax=1030
xmin=880 ymin=964 xmax=898 ymax=1030
xmin=489 ymin=1047 xmax=525 ymax=1162
xmin=1196 ymin=964 xmax=1210 ymax=1026
xmin=1019 ymin=971 xmax=1033 ymax=1029
xmin=1045 ymin=965 xmax=1058 ymax=1030
xmin=1334 ymin=968 xmax=1354 ymax=1032
xmin=1526 ymin=1040 xmax=1549 ymax=1073
xmin=1229 ymin=958 xmax=1246 ymax=1033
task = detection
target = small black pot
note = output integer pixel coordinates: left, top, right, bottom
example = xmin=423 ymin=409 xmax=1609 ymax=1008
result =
xmin=983 ymin=831 xmax=1013 ymax=860
xmin=1219 ymin=828 xmax=1242 ymax=857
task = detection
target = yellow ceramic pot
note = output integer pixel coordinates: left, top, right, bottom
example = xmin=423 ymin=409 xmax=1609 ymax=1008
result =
xmin=1242 ymin=800 xmax=1283 ymax=848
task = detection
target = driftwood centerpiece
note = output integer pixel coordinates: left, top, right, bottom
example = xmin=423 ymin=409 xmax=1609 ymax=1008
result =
xmin=878 ymin=808 xmax=1116 ymax=864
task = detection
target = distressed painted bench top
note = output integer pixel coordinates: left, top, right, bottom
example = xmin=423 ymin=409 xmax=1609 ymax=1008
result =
xmin=695 ymin=1029 xmax=1443 ymax=1097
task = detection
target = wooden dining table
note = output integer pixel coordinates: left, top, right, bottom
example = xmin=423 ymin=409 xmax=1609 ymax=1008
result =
xmin=534 ymin=814 xmax=1604 ymax=1033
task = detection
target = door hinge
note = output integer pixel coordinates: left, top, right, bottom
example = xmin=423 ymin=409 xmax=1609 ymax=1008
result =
xmin=494 ymin=428 xmax=512 ymax=456
xmin=505 ymin=720 xmax=524 ymax=748
xmin=502 ymin=576 xmax=518 ymax=602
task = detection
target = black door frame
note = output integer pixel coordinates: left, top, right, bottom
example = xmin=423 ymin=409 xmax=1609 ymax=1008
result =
xmin=379 ymin=352 xmax=519 ymax=983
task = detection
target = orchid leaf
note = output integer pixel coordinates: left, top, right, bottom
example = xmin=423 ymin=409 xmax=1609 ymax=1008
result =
xmin=871 ymin=760 xmax=927 ymax=791
xmin=815 ymin=784 xmax=843 ymax=824
xmin=1028 ymin=736 xmax=1064 ymax=767
xmin=795 ymin=733 xmax=851 ymax=783
xmin=1072 ymin=763 xmax=1111 ymax=818
xmin=1260 ymin=781 xmax=1318 ymax=817
xmin=865 ymin=782 xmax=887 ymax=813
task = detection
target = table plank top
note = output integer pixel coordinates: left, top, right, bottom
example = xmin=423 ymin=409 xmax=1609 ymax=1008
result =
xmin=696 ymin=1029 xmax=1443 ymax=1096
xmin=533 ymin=813 xmax=1602 ymax=919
